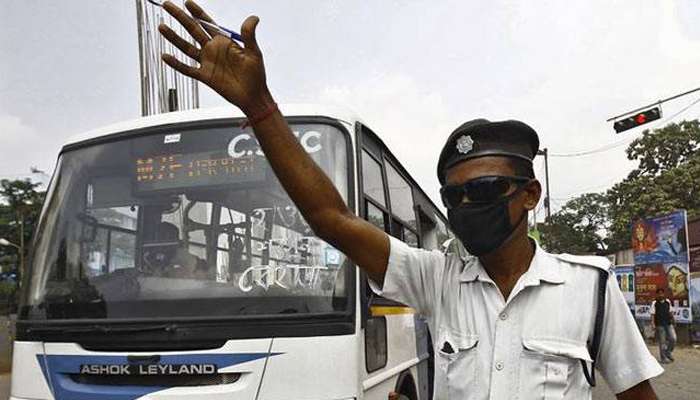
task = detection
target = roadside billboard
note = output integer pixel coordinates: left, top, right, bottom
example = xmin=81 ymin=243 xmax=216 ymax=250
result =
xmin=632 ymin=210 xmax=692 ymax=323
xmin=614 ymin=265 xmax=635 ymax=315
xmin=690 ymin=247 xmax=700 ymax=341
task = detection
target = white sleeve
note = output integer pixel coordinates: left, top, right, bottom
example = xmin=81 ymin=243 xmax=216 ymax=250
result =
xmin=597 ymin=273 xmax=664 ymax=393
xmin=368 ymin=235 xmax=445 ymax=317
xmin=649 ymin=300 xmax=656 ymax=315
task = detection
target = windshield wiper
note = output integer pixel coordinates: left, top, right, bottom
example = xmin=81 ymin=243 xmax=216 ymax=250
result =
xmin=27 ymin=323 xmax=180 ymax=335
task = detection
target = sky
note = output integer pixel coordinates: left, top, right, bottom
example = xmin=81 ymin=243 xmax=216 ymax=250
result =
xmin=2 ymin=1 xmax=700 ymax=221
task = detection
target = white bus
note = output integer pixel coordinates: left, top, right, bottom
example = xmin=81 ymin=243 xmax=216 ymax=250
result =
xmin=12 ymin=105 xmax=452 ymax=400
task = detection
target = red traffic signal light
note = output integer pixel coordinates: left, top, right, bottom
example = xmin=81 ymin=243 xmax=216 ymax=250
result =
xmin=613 ymin=107 xmax=662 ymax=133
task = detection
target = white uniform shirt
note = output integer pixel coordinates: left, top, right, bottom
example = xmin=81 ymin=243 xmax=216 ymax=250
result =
xmin=370 ymin=236 xmax=663 ymax=400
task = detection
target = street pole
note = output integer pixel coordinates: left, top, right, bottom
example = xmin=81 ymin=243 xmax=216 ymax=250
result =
xmin=537 ymin=148 xmax=552 ymax=221
xmin=19 ymin=212 xmax=24 ymax=286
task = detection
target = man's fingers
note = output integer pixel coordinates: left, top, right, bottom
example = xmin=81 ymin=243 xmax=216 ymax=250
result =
xmin=184 ymin=0 xmax=214 ymax=22
xmin=159 ymin=24 xmax=201 ymax=61
xmin=241 ymin=16 xmax=261 ymax=54
xmin=184 ymin=0 xmax=219 ymax=38
xmin=162 ymin=54 xmax=201 ymax=80
xmin=162 ymin=0 xmax=210 ymax=45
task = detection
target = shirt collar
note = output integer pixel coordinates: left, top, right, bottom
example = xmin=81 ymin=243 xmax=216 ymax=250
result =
xmin=459 ymin=239 xmax=565 ymax=285
xmin=458 ymin=257 xmax=491 ymax=283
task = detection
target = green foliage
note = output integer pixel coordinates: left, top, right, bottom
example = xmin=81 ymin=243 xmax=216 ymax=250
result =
xmin=0 ymin=282 xmax=17 ymax=314
xmin=626 ymin=120 xmax=700 ymax=177
xmin=0 ymin=179 xmax=46 ymax=276
xmin=0 ymin=282 xmax=16 ymax=298
xmin=540 ymin=193 xmax=608 ymax=254
xmin=541 ymin=119 xmax=700 ymax=255
xmin=606 ymin=120 xmax=700 ymax=251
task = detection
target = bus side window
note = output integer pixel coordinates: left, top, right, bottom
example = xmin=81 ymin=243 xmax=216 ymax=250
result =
xmin=362 ymin=150 xmax=387 ymax=207
xmin=385 ymin=162 xmax=419 ymax=248
xmin=365 ymin=316 xmax=388 ymax=372
xmin=365 ymin=200 xmax=388 ymax=232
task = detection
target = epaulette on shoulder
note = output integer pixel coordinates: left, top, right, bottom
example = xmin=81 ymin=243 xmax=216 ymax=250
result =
xmin=555 ymin=253 xmax=612 ymax=272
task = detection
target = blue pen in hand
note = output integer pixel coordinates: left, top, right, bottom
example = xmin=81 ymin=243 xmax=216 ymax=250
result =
xmin=147 ymin=0 xmax=244 ymax=43
xmin=195 ymin=19 xmax=244 ymax=42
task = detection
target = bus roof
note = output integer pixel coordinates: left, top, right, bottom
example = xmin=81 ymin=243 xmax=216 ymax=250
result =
xmin=63 ymin=103 xmax=364 ymax=150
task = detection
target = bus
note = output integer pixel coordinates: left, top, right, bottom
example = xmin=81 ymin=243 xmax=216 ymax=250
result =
xmin=12 ymin=104 xmax=453 ymax=400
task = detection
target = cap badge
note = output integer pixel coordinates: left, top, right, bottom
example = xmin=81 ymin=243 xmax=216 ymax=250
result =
xmin=456 ymin=135 xmax=474 ymax=154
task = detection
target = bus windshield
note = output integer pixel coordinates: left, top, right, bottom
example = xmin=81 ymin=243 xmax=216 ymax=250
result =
xmin=21 ymin=122 xmax=352 ymax=321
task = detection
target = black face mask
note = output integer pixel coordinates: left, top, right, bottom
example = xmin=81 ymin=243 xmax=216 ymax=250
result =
xmin=447 ymin=189 xmax=527 ymax=256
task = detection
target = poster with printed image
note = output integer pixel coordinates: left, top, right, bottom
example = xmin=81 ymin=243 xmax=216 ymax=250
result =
xmin=632 ymin=211 xmax=688 ymax=265
xmin=634 ymin=263 xmax=691 ymax=323
xmin=690 ymin=247 xmax=700 ymax=341
xmin=632 ymin=210 xmax=692 ymax=323
xmin=614 ymin=265 xmax=635 ymax=315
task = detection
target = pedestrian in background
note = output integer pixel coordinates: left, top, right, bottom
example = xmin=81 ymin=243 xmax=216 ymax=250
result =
xmin=651 ymin=288 xmax=676 ymax=363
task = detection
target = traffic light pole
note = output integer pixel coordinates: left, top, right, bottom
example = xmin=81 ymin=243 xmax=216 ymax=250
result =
xmin=607 ymin=85 xmax=700 ymax=122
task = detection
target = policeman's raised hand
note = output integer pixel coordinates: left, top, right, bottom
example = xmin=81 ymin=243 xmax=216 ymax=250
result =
xmin=158 ymin=0 xmax=272 ymax=115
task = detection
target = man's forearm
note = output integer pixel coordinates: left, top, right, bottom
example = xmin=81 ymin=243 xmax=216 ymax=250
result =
xmin=616 ymin=380 xmax=657 ymax=400
xmin=247 ymin=102 xmax=390 ymax=284
xmin=250 ymin=104 xmax=351 ymax=239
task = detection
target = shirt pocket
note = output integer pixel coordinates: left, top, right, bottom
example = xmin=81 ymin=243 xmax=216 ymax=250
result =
xmin=518 ymin=338 xmax=592 ymax=400
xmin=435 ymin=329 xmax=479 ymax=400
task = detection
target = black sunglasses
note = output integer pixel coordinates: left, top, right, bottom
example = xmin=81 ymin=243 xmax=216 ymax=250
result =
xmin=440 ymin=175 xmax=531 ymax=209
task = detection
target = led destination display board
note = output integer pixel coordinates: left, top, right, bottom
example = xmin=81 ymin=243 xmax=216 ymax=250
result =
xmin=134 ymin=151 xmax=266 ymax=192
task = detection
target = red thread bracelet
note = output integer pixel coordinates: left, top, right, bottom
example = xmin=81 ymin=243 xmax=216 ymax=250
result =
xmin=241 ymin=102 xmax=278 ymax=128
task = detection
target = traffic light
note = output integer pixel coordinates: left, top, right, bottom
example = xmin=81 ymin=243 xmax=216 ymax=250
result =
xmin=613 ymin=107 xmax=662 ymax=133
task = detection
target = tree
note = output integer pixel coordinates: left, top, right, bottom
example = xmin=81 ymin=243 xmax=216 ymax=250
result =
xmin=539 ymin=119 xmax=700 ymax=254
xmin=540 ymin=193 xmax=609 ymax=254
xmin=606 ymin=120 xmax=700 ymax=252
xmin=0 ymin=179 xmax=46 ymax=277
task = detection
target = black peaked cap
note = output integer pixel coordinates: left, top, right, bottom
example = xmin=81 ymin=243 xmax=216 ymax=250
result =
xmin=436 ymin=119 xmax=540 ymax=185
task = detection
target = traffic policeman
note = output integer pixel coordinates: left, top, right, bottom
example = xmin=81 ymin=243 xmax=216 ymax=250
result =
xmin=370 ymin=120 xmax=663 ymax=399
xmin=157 ymin=2 xmax=662 ymax=399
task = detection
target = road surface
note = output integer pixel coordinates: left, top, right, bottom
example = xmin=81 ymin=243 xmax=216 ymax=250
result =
xmin=592 ymin=344 xmax=700 ymax=400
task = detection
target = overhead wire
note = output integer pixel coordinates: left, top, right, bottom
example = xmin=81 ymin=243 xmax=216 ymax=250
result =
xmin=544 ymin=94 xmax=700 ymax=201
xmin=551 ymin=175 xmax=626 ymax=201
xmin=549 ymin=94 xmax=700 ymax=158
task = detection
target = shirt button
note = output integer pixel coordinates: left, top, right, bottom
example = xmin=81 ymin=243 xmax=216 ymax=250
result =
xmin=495 ymin=361 xmax=504 ymax=371
xmin=499 ymin=312 xmax=508 ymax=321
